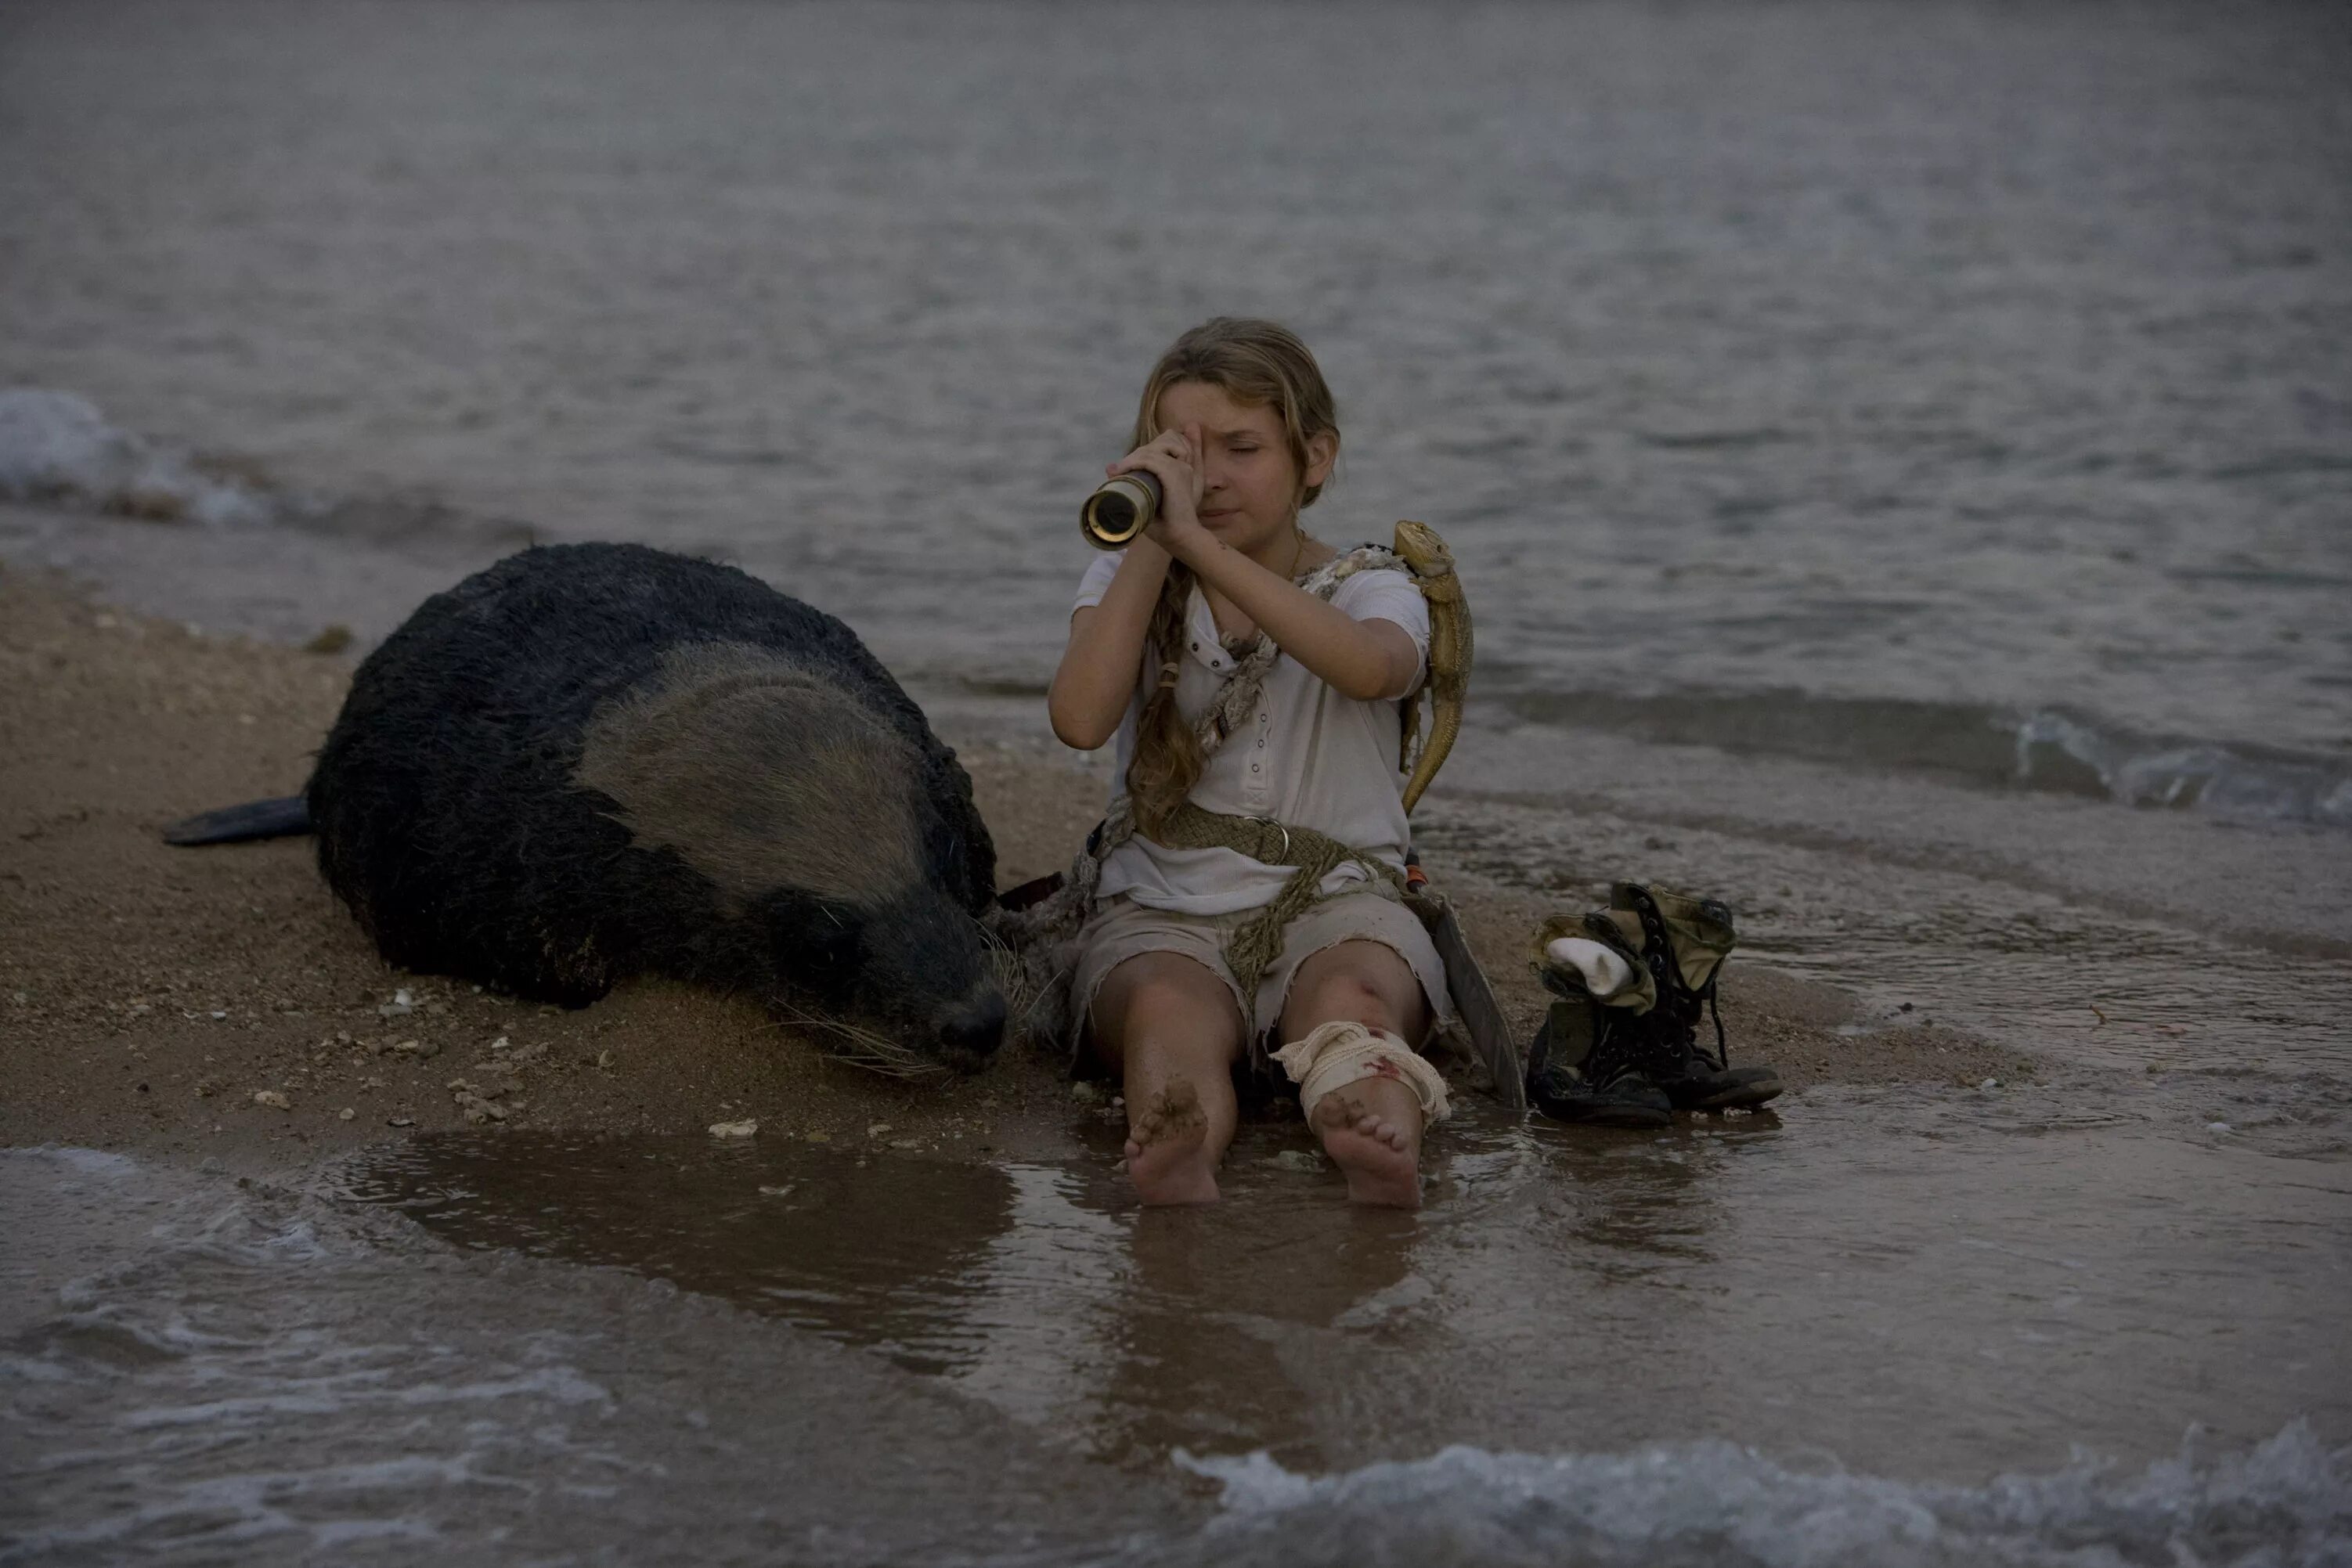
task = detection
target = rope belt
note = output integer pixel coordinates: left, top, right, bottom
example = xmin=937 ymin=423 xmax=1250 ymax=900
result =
xmin=1144 ymin=802 xmax=1411 ymax=1004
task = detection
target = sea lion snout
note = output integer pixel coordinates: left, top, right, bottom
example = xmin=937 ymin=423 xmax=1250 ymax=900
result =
xmin=848 ymin=886 xmax=1007 ymax=1075
xmin=933 ymin=982 xmax=1007 ymax=1074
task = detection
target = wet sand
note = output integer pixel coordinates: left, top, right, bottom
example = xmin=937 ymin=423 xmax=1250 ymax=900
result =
xmin=0 ymin=559 xmax=2022 ymax=1177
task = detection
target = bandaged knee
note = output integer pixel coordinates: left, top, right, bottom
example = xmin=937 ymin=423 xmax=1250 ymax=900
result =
xmin=1271 ymin=1019 xmax=1452 ymax=1124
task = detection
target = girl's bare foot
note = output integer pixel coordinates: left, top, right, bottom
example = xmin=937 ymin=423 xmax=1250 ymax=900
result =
xmin=1124 ymin=1080 xmax=1219 ymax=1206
xmin=1310 ymin=1090 xmax=1422 ymax=1209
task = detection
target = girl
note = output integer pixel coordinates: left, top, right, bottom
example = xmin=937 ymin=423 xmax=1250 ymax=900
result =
xmin=1048 ymin=318 xmax=1456 ymax=1208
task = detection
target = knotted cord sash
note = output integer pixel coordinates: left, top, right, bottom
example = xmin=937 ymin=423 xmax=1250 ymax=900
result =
xmin=1142 ymin=802 xmax=1412 ymax=1007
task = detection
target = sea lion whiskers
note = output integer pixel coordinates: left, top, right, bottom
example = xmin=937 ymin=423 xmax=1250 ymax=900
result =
xmin=979 ymin=922 xmax=1057 ymax=1046
xmin=761 ymin=1003 xmax=950 ymax=1081
xmin=754 ymin=917 xmax=1033 ymax=1078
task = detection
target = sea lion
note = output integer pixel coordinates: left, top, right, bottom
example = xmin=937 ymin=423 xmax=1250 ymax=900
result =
xmin=167 ymin=542 xmax=1005 ymax=1075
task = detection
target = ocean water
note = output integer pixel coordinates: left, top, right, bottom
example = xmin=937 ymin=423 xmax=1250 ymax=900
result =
xmin=2 ymin=0 xmax=2348 ymax=822
xmin=4 ymin=2 xmax=2352 ymax=1562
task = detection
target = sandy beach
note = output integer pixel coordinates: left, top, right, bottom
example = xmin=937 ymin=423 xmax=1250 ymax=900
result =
xmin=0 ymin=557 xmax=2018 ymax=1177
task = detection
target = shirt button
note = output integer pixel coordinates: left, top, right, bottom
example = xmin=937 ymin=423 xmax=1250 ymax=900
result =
xmin=1257 ymin=739 xmax=1265 ymax=748
xmin=1251 ymin=763 xmax=1261 ymax=773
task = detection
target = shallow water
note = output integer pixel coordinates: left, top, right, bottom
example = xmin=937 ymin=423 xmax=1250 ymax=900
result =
xmin=0 ymin=1148 xmax=1188 ymax=1566
xmin=333 ymin=1098 xmax=2352 ymax=1486
xmin=8 ymin=1135 xmax=2350 ymax=1566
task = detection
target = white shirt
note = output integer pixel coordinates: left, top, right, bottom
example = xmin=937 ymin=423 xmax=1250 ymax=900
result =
xmin=1071 ymin=552 xmax=1431 ymax=916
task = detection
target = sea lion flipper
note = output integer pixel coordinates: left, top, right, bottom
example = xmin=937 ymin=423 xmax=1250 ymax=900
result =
xmin=163 ymin=795 xmax=312 ymax=846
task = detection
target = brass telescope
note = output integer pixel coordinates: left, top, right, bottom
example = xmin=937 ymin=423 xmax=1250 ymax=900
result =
xmin=1080 ymin=470 xmax=1161 ymax=550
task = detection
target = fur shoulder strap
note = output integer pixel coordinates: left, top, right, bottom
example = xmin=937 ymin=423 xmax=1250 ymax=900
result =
xmin=1384 ymin=521 xmax=1471 ymax=813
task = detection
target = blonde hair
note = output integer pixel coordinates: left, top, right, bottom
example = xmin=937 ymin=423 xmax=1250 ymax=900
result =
xmin=1124 ymin=318 xmax=1340 ymax=836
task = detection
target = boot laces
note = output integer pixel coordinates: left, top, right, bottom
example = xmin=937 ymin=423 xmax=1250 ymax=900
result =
xmin=1582 ymin=1007 xmax=1661 ymax=1092
xmin=1622 ymin=885 xmax=1730 ymax=1076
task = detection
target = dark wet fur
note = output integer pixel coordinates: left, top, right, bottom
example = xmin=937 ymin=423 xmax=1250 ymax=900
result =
xmin=306 ymin=543 xmax=1003 ymax=1069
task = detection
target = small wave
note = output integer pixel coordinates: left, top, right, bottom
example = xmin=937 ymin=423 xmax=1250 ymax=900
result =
xmin=1635 ymin=426 xmax=1795 ymax=452
xmin=1113 ymin=1425 xmax=2352 ymax=1568
xmin=0 ymin=387 xmax=280 ymax=526
xmin=947 ymin=673 xmax=1055 ymax=701
xmin=1500 ymin=687 xmax=2352 ymax=829
xmin=0 ymin=388 xmax=540 ymax=554
xmin=2015 ymin=710 xmax=2352 ymax=827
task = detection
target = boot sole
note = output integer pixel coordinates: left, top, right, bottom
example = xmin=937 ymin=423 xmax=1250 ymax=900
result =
xmin=1671 ymin=1070 xmax=1784 ymax=1112
xmin=1530 ymin=1096 xmax=1674 ymax=1130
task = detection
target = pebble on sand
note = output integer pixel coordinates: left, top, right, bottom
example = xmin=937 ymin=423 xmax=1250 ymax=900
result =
xmin=447 ymin=1081 xmax=508 ymax=1123
xmin=253 ymin=1090 xmax=290 ymax=1109
xmin=709 ymin=1119 xmax=759 ymax=1138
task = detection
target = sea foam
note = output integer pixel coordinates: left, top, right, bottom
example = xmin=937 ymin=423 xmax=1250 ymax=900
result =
xmin=1137 ymin=1426 xmax=2352 ymax=1568
xmin=2016 ymin=708 xmax=2352 ymax=828
xmin=0 ymin=387 xmax=276 ymax=526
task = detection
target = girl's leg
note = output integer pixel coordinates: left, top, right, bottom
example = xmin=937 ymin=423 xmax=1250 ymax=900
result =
xmin=1091 ymin=951 xmax=1249 ymax=1206
xmin=1279 ymin=939 xmax=1433 ymax=1209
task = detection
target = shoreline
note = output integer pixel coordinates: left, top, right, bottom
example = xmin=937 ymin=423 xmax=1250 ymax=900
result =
xmin=0 ymin=553 xmax=2027 ymax=1178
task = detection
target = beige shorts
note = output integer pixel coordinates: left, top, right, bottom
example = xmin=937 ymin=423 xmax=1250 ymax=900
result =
xmin=1069 ymin=886 xmax=1457 ymax=1067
